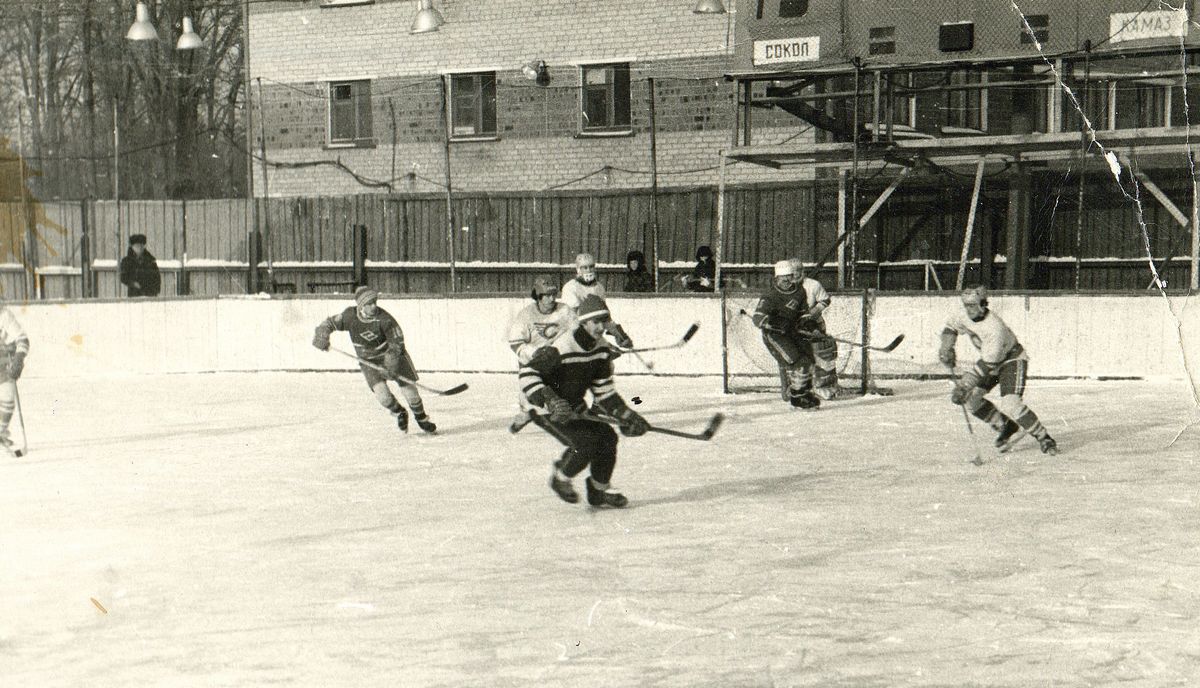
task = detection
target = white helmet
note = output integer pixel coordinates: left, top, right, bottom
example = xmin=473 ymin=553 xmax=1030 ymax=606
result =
xmin=575 ymin=253 xmax=597 ymax=282
xmin=773 ymin=259 xmax=798 ymax=277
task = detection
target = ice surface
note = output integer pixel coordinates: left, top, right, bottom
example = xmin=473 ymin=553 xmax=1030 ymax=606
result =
xmin=3 ymin=372 xmax=1199 ymax=687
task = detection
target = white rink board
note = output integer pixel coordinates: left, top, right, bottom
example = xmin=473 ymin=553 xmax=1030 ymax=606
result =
xmin=7 ymin=293 xmax=1199 ymax=380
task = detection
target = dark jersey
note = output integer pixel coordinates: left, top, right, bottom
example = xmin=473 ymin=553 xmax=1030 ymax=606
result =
xmin=518 ymin=326 xmax=617 ymax=412
xmin=751 ymin=284 xmax=810 ymax=333
xmin=324 ymin=306 xmax=405 ymax=362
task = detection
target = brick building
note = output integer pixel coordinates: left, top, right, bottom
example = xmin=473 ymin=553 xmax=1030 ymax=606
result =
xmin=248 ymin=0 xmax=812 ymax=197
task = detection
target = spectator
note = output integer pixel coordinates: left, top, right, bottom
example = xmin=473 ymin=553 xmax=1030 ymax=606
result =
xmin=680 ymin=244 xmax=716 ymax=293
xmin=622 ymin=250 xmax=654 ymax=293
xmin=0 ymin=300 xmax=29 ymax=456
xmin=119 ymin=234 xmax=161 ymax=297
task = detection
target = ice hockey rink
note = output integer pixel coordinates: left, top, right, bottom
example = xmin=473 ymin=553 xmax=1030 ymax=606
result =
xmin=3 ymin=370 xmax=1198 ymax=687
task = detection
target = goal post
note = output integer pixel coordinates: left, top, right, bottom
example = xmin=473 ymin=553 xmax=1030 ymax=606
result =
xmin=720 ymin=288 xmax=922 ymax=396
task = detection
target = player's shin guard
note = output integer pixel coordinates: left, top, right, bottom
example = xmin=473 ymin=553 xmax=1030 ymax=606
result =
xmin=0 ymin=381 xmax=14 ymax=445
xmin=968 ymin=397 xmax=1008 ymax=433
xmin=811 ymin=338 xmax=839 ymax=396
xmin=397 ymin=384 xmax=435 ymax=432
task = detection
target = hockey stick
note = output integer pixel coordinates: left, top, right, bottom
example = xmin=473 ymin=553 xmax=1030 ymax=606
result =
xmin=799 ymin=330 xmax=906 ymax=353
xmin=585 ymin=409 xmax=725 ymax=441
xmin=10 ymin=383 xmax=26 ymax=457
xmin=735 ymin=309 xmax=904 ymax=353
xmin=329 ymin=347 xmax=469 ymax=396
xmin=949 ymin=368 xmax=984 ymax=466
xmin=615 ymin=322 xmax=701 ymax=354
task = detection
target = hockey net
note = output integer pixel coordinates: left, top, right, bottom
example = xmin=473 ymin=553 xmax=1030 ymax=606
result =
xmin=720 ymin=289 xmax=934 ymax=395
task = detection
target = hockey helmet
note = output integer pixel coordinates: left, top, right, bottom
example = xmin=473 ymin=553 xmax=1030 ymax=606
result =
xmin=961 ymin=285 xmax=989 ymax=308
xmin=574 ymin=252 xmax=597 ymax=281
xmin=575 ymin=294 xmax=610 ymax=323
xmin=773 ymin=259 xmax=798 ymax=277
xmin=354 ymin=286 xmax=379 ymax=307
xmin=530 ymin=276 xmax=558 ymax=300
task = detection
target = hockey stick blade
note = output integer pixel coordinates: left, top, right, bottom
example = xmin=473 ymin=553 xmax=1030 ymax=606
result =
xmin=876 ymin=334 xmax=905 ymax=353
xmin=584 ymin=411 xmax=724 ymax=441
xmin=329 ymin=347 xmax=469 ymax=396
xmin=621 ymin=323 xmax=702 ymax=354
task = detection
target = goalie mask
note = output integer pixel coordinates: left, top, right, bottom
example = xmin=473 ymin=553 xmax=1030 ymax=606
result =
xmin=772 ymin=259 xmax=799 ymax=293
xmin=574 ymin=253 xmax=597 ymax=284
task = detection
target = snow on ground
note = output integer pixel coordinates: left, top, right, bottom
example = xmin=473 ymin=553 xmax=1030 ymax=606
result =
xmin=2 ymin=372 xmax=1199 ymax=687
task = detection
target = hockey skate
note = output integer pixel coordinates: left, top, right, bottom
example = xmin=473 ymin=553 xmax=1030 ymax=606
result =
xmin=586 ymin=478 xmax=628 ymax=508
xmin=1039 ymin=436 xmax=1059 ymax=456
xmin=395 ymin=408 xmax=409 ymax=433
xmin=549 ymin=462 xmax=579 ymax=504
xmin=414 ymin=414 xmax=437 ymax=434
xmin=994 ymin=419 xmax=1021 ymax=452
xmin=813 ymin=386 xmax=838 ymax=401
xmin=789 ymin=388 xmax=821 ymax=410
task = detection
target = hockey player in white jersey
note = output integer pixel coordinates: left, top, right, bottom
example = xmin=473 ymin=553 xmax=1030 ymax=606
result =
xmin=791 ymin=258 xmax=840 ymax=400
xmin=561 ymin=252 xmax=634 ymax=349
xmin=506 ymin=277 xmax=576 ymax=432
xmin=940 ymin=286 xmax=1058 ymax=455
xmin=0 ymin=302 xmax=29 ymax=456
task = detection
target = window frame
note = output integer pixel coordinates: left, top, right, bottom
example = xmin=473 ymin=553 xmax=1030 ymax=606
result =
xmin=579 ymin=63 xmax=633 ymax=136
xmin=448 ymin=71 xmax=499 ymax=141
xmin=327 ymin=79 xmax=374 ymax=148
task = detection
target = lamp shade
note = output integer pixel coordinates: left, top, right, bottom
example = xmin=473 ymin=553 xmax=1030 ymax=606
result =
xmin=176 ymin=16 xmax=203 ymax=50
xmin=692 ymin=0 xmax=727 ymax=13
xmin=410 ymin=0 xmax=444 ymax=34
xmin=126 ymin=2 xmax=159 ymax=41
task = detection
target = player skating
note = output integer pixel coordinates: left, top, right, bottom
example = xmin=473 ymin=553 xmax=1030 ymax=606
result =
xmin=751 ymin=260 xmax=823 ymax=409
xmin=312 ymin=286 xmax=437 ymax=434
xmin=506 ymin=277 xmax=575 ymax=433
xmin=520 ymin=295 xmax=649 ymax=508
xmin=561 ymin=252 xmax=634 ymax=349
xmin=939 ymin=286 xmax=1058 ymax=455
xmin=0 ymin=302 xmax=29 ymax=456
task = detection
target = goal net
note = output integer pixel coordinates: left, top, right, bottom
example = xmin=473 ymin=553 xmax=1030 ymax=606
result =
xmin=720 ymin=289 xmax=935 ymax=395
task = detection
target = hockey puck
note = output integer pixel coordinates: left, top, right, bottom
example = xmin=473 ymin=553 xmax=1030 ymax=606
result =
xmin=13 ymin=450 xmax=23 ymax=457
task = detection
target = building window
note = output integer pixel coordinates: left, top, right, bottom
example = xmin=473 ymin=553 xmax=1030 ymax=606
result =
xmin=869 ymin=26 xmax=896 ymax=56
xmin=328 ymin=80 xmax=373 ymax=146
xmin=779 ymin=0 xmax=808 ymax=18
xmin=450 ymin=72 xmax=497 ymax=138
xmin=581 ymin=63 xmax=632 ymax=133
xmin=1114 ymin=80 xmax=1168 ymax=129
xmin=1020 ymin=14 xmax=1049 ymax=45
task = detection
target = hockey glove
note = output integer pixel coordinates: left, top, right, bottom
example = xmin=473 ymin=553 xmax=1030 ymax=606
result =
xmin=938 ymin=346 xmax=956 ymax=368
xmin=757 ymin=317 xmax=783 ymax=334
xmin=609 ymin=324 xmax=634 ymax=350
xmin=535 ymin=389 xmax=574 ymax=424
xmin=528 ymin=346 xmax=562 ymax=373
xmin=613 ymin=406 xmax=650 ymax=437
xmin=312 ymin=322 xmax=332 ymax=351
xmin=383 ymin=347 xmax=405 ymax=378
xmin=8 ymin=351 xmax=25 ymax=381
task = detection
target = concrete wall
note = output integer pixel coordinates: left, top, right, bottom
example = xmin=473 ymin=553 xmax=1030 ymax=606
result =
xmin=9 ymin=294 xmax=1198 ymax=382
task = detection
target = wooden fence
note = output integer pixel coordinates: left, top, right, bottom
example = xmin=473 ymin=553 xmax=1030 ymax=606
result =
xmin=2 ymin=171 xmax=1195 ymax=299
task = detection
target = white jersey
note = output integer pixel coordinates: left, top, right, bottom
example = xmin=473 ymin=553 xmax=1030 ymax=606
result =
xmin=800 ymin=277 xmax=831 ymax=323
xmin=0 ymin=306 xmax=29 ymax=358
xmin=944 ymin=309 xmax=1022 ymax=365
xmin=561 ymin=278 xmax=605 ymax=311
xmin=506 ymin=301 xmax=575 ymax=364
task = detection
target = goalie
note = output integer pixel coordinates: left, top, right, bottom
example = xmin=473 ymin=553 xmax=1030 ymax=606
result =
xmin=751 ymin=259 xmax=826 ymax=409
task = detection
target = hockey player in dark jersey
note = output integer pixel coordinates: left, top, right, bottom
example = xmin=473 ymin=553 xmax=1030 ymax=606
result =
xmin=752 ymin=259 xmax=822 ymax=409
xmin=312 ymin=286 xmax=436 ymax=433
xmin=520 ymin=294 xmax=649 ymax=508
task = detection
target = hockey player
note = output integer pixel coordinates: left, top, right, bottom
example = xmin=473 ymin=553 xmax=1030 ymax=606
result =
xmin=520 ymin=294 xmax=649 ymax=508
xmin=312 ymin=286 xmax=436 ymax=434
xmin=561 ymin=252 xmax=634 ymax=349
xmin=939 ymin=286 xmax=1058 ymax=455
xmin=0 ymin=302 xmax=29 ymax=455
xmin=752 ymin=259 xmax=822 ymax=409
xmin=791 ymin=258 xmax=840 ymax=400
xmin=506 ymin=277 xmax=576 ymax=433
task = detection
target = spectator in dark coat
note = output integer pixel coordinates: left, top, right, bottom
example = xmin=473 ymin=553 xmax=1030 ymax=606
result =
xmin=622 ymin=250 xmax=654 ymax=293
xmin=681 ymin=244 xmax=717 ymax=292
xmin=119 ymin=234 xmax=162 ymax=297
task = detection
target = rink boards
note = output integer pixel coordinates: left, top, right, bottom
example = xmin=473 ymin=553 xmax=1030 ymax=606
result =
xmin=9 ymin=292 xmax=1199 ymax=381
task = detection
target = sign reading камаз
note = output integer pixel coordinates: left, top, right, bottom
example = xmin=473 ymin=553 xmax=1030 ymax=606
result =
xmin=1109 ymin=9 xmax=1188 ymax=43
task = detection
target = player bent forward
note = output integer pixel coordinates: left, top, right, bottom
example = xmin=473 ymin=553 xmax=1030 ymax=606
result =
xmin=939 ymin=286 xmax=1057 ymax=455
xmin=312 ymin=286 xmax=436 ymax=434
xmin=520 ymin=295 xmax=650 ymax=508
xmin=752 ymin=259 xmax=824 ymax=409
xmin=0 ymin=302 xmax=29 ymax=455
